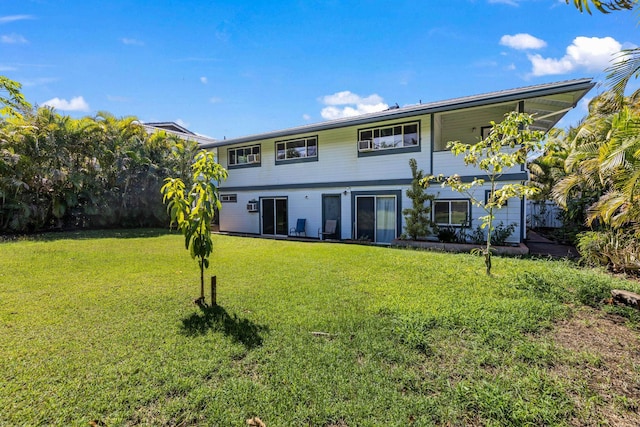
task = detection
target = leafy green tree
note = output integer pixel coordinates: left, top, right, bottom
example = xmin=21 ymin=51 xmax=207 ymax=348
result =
xmin=553 ymin=90 xmax=640 ymax=231
xmin=402 ymin=158 xmax=434 ymax=240
xmin=421 ymin=112 xmax=544 ymax=275
xmin=528 ymin=128 xmax=571 ymax=202
xmin=0 ymin=76 xmax=31 ymax=119
xmin=0 ymin=85 xmax=199 ymax=233
xmin=161 ymin=150 xmax=228 ymax=303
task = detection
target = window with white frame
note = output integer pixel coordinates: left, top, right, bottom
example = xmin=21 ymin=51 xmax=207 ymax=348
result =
xmin=220 ymin=194 xmax=237 ymax=203
xmin=433 ymin=200 xmax=470 ymax=226
xmin=275 ymin=136 xmax=318 ymax=162
xmin=228 ymin=145 xmax=260 ymax=168
xmin=358 ymin=122 xmax=419 ymax=152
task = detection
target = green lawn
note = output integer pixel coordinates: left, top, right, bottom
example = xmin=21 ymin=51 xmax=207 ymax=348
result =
xmin=1 ymin=231 xmax=638 ymax=426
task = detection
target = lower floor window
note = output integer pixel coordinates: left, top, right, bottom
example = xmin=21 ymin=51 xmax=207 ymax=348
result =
xmin=433 ymin=200 xmax=469 ymax=226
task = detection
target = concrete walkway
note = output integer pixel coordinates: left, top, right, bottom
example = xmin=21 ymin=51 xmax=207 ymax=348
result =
xmin=525 ymin=229 xmax=579 ymax=259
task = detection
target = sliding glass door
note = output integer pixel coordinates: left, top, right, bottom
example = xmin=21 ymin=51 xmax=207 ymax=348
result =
xmin=355 ymin=195 xmax=397 ymax=244
xmin=261 ymin=197 xmax=288 ymax=236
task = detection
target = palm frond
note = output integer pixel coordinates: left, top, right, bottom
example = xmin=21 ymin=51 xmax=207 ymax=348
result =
xmin=607 ymin=48 xmax=640 ymax=98
xmin=568 ymin=0 xmax=637 ymax=14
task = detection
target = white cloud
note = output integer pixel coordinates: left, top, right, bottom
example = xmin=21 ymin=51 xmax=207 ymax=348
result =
xmin=500 ymin=33 xmax=546 ymax=50
xmin=1 ymin=33 xmax=27 ymax=44
xmin=200 ymin=76 xmax=208 ymax=84
xmin=321 ymin=91 xmax=383 ymax=106
xmin=209 ymin=96 xmax=222 ymax=104
xmin=0 ymin=65 xmax=17 ymax=71
xmin=21 ymin=77 xmax=57 ymax=87
xmin=302 ymin=114 xmax=311 ymax=121
xmin=319 ymin=91 xmax=388 ymax=120
xmin=121 ymin=38 xmax=144 ymax=46
xmin=0 ymin=15 xmax=34 ymax=24
xmin=528 ymin=36 xmax=622 ymax=76
xmin=488 ymin=0 xmax=520 ymax=5
xmin=43 ymin=96 xmax=90 ymax=112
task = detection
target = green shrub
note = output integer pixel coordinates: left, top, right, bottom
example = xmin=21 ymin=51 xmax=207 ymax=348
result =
xmin=470 ymin=222 xmax=516 ymax=246
xmin=577 ymin=230 xmax=640 ymax=273
xmin=437 ymin=226 xmax=468 ymax=243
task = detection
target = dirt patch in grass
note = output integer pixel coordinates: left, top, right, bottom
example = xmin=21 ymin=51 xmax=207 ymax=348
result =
xmin=552 ymin=306 xmax=640 ymax=426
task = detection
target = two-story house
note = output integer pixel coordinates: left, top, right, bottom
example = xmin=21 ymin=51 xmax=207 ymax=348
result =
xmin=200 ymin=78 xmax=594 ymax=245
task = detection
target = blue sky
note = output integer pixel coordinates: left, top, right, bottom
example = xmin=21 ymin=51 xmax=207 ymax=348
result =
xmin=1 ymin=0 xmax=637 ymax=139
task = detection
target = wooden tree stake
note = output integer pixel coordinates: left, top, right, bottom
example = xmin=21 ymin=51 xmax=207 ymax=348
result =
xmin=211 ymin=275 xmax=217 ymax=306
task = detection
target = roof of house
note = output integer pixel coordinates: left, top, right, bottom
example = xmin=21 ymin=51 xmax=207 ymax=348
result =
xmin=200 ymin=78 xmax=595 ymax=149
xmin=142 ymin=121 xmax=217 ymax=145
xmin=144 ymin=121 xmax=196 ymax=135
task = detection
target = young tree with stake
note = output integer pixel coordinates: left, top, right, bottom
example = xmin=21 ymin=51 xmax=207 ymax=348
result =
xmin=161 ymin=149 xmax=228 ymax=303
xmin=421 ymin=112 xmax=543 ymax=275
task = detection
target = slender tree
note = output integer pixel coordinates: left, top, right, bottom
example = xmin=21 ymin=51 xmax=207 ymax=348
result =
xmin=161 ymin=150 xmax=228 ymax=303
xmin=402 ymin=158 xmax=434 ymax=240
xmin=421 ymin=112 xmax=544 ymax=275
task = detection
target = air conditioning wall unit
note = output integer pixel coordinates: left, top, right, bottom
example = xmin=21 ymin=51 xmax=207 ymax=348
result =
xmin=358 ymin=139 xmax=373 ymax=152
xmin=247 ymin=154 xmax=259 ymax=163
xmin=246 ymin=200 xmax=258 ymax=212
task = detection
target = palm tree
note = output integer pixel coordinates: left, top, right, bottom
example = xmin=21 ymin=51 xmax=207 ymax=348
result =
xmin=553 ymin=90 xmax=640 ymax=230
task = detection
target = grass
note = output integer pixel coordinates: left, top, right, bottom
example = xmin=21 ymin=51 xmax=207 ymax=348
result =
xmin=1 ymin=230 xmax=639 ymax=426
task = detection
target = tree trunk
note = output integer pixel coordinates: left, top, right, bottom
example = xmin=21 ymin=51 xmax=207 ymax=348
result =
xmin=199 ymin=259 xmax=205 ymax=300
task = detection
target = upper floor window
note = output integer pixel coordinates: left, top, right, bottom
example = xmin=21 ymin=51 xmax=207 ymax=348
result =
xmin=276 ymin=136 xmax=318 ymax=164
xmin=228 ymin=145 xmax=260 ymax=169
xmin=358 ymin=121 xmax=420 ymax=155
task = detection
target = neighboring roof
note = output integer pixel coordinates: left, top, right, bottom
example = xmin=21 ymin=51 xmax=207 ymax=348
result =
xmin=144 ymin=121 xmax=196 ymax=135
xmin=142 ymin=121 xmax=217 ymax=145
xmin=201 ymin=78 xmax=595 ymax=149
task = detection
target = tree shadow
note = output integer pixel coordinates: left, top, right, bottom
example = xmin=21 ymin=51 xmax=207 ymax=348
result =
xmin=180 ymin=304 xmax=268 ymax=350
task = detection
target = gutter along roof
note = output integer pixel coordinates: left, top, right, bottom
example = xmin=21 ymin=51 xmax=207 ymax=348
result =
xmin=201 ymin=78 xmax=595 ymax=149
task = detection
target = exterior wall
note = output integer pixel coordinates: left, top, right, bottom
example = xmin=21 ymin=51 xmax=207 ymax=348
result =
xmin=218 ymin=181 xmax=524 ymax=244
xmin=215 ymin=107 xmax=527 ymax=244
xmin=218 ymin=114 xmax=432 ymax=191
xmin=431 ymin=103 xmax=524 ymax=178
xmin=219 ymin=185 xmax=411 ymax=241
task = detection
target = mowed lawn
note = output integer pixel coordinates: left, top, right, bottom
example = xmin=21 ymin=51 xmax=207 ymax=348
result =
xmin=1 ymin=231 xmax=639 ymax=426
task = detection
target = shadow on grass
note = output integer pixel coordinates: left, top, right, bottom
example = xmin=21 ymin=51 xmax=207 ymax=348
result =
xmin=180 ymin=304 xmax=268 ymax=350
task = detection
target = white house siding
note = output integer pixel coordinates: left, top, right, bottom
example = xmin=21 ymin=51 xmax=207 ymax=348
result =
xmin=207 ymin=80 xmax=596 ymax=243
xmin=432 ymin=102 xmax=523 ymax=178
xmin=218 ymin=114 xmax=432 ymax=189
xmin=214 ymin=112 xmax=525 ymax=243
xmin=218 ymin=184 xmax=413 ymax=241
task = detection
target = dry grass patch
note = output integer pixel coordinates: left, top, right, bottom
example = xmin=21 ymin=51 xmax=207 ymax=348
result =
xmin=553 ymin=307 xmax=640 ymax=426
